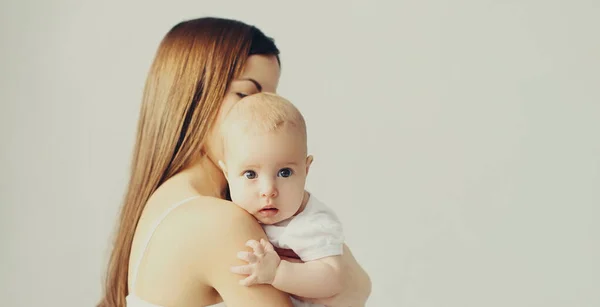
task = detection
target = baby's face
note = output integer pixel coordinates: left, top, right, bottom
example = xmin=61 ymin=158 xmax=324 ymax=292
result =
xmin=220 ymin=127 xmax=312 ymax=224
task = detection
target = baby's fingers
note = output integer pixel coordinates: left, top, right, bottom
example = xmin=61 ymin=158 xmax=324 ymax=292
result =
xmin=239 ymin=275 xmax=258 ymax=287
xmin=230 ymin=264 xmax=253 ymax=275
xmin=237 ymin=251 xmax=258 ymax=263
xmin=260 ymin=238 xmax=275 ymax=253
xmin=246 ymin=239 xmax=265 ymax=256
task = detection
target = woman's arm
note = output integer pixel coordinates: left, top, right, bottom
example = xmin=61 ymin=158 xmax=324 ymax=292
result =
xmin=197 ymin=198 xmax=294 ymax=307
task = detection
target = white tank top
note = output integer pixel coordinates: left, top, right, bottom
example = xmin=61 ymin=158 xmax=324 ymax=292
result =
xmin=125 ymin=196 xmax=226 ymax=307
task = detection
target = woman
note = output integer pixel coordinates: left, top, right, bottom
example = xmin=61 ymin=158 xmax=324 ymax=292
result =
xmin=98 ymin=17 xmax=371 ymax=307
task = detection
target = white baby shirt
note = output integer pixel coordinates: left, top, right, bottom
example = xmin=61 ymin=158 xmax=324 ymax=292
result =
xmin=263 ymin=194 xmax=344 ymax=261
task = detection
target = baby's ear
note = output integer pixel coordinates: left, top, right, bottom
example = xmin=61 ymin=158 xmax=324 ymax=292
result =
xmin=218 ymin=160 xmax=228 ymax=179
xmin=305 ymin=155 xmax=314 ymax=174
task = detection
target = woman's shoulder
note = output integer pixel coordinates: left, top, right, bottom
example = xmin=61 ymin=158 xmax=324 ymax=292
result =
xmin=167 ymin=196 xmax=271 ymax=285
xmin=136 ymin=192 xmax=264 ymax=262
xmin=173 ymin=196 xmax=292 ymax=306
xmin=165 ymin=195 xmax=263 ymax=240
xmin=140 ymin=194 xmax=268 ymax=277
xmin=179 ymin=195 xmax=254 ymax=223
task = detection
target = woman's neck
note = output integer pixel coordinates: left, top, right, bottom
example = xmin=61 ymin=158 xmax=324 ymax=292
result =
xmin=173 ymin=155 xmax=228 ymax=199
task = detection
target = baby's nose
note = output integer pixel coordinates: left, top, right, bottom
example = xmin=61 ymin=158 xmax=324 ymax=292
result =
xmin=260 ymin=181 xmax=278 ymax=198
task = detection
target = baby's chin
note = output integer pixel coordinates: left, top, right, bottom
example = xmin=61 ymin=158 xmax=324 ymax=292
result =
xmin=255 ymin=212 xmax=294 ymax=225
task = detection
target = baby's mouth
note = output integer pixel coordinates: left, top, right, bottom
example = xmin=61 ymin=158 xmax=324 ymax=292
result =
xmin=258 ymin=207 xmax=279 ymax=217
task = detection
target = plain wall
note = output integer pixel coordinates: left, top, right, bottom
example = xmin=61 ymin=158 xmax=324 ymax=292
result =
xmin=1 ymin=0 xmax=598 ymax=306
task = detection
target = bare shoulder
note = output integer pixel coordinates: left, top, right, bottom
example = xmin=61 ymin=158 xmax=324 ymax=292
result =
xmin=173 ymin=196 xmax=263 ymax=237
xmin=165 ymin=196 xmax=268 ymax=270
xmin=166 ymin=196 xmax=292 ymax=306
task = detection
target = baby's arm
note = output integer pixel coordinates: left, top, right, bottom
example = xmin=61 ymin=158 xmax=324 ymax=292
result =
xmin=274 ymin=253 xmax=343 ymax=298
xmin=231 ymin=239 xmax=343 ymax=298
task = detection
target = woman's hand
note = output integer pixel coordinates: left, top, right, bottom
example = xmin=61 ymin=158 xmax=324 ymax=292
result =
xmin=275 ymin=245 xmax=371 ymax=307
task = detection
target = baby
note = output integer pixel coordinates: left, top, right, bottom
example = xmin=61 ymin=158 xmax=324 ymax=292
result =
xmin=217 ymin=92 xmax=345 ymax=306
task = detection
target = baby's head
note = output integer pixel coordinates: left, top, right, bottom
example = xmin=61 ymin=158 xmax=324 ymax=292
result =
xmin=218 ymin=93 xmax=313 ymax=224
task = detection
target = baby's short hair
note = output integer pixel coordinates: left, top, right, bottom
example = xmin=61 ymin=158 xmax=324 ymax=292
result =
xmin=221 ymin=92 xmax=307 ymax=149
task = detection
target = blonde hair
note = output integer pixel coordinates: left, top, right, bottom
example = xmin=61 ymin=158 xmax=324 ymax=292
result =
xmin=221 ymin=92 xmax=307 ymax=152
xmin=98 ymin=17 xmax=279 ymax=307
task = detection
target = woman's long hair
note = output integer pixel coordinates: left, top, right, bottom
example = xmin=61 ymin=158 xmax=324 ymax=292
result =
xmin=98 ymin=17 xmax=279 ymax=307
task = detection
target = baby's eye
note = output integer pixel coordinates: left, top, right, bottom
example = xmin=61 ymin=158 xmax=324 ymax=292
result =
xmin=243 ymin=170 xmax=257 ymax=179
xmin=236 ymin=92 xmax=248 ymax=98
xmin=277 ymin=168 xmax=293 ymax=178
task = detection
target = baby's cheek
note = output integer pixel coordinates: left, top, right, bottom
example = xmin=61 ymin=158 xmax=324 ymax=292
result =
xmin=228 ymin=181 xmax=244 ymax=203
xmin=281 ymin=184 xmax=303 ymax=203
xmin=230 ymin=183 xmax=255 ymax=211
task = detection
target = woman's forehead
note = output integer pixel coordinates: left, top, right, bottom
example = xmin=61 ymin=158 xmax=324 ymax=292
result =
xmin=237 ymin=54 xmax=280 ymax=92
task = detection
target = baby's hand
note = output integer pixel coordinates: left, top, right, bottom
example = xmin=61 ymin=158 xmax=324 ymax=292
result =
xmin=230 ymin=239 xmax=281 ymax=286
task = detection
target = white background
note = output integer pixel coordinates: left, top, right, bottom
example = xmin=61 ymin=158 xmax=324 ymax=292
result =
xmin=1 ymin=1 xmax=599 ymax=306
